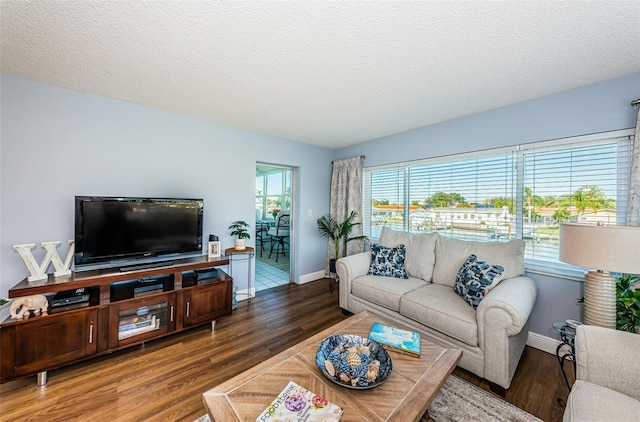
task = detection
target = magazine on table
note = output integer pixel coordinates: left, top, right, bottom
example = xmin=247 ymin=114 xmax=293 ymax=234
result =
xmin=368 ymin=321 xmax=421 ymax=357
xmin=256 ymin=380 xmax=343 ymax=422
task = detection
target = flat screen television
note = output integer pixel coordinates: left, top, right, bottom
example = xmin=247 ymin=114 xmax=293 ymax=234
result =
xmin=74 ymin=196 xmax=204 ymax=271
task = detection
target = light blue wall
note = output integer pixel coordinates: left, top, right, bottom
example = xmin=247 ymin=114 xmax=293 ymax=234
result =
xmin=0 ymin=74 xmax=334 ymax=297
xmin=335 ymin=72 xmax=640 ymax=337
xmin=337 ymin=73 xmax=639 ymax=166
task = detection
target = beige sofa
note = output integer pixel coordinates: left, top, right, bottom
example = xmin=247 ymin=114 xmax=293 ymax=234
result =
xmin=563 ymin=325 xmax=640 ymax=421
xmin=337 ymin=227 xmax=537 ymax=391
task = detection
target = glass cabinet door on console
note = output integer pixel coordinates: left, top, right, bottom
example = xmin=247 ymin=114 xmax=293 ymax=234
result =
xmin=108 ymin=294 xmax=176 ymax=349
xmin=0 ymin=309 xmax=98 ymax=379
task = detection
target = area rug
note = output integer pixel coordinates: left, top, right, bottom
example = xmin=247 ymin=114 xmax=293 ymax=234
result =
xmin=421 ymin=374 xmax=541 ymax=422
xmin=195 ymin=374 xmax=541 ymax=422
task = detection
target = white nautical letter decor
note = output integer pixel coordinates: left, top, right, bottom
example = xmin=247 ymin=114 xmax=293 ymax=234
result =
xmin=13 ymin=240 xmax=75 ymax=281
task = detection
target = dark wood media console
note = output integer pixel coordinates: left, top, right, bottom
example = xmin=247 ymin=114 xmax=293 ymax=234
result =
xmin=0 ymin=256 xmax=232 ymax=385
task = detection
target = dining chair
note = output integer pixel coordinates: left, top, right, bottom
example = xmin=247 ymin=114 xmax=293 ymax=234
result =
xmin=255 ymin=221 xmax=270 ymax=257
xmin=267 ymin=211 xmax=290 ymax=262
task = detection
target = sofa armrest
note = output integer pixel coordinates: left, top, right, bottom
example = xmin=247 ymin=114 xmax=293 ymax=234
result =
xmin=575 ymin=325 xmax=640 ymax=401
xmin=336 ymin=252 xmax=370 ymax=309
xmin=475 ymin=275 xmax=537 ymax=389
xmin=477 ymin=276 xmax=538 ymax=337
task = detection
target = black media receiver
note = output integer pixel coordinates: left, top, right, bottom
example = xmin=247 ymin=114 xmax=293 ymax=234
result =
xmin=51 ymin=288 xmax=91 ymax=308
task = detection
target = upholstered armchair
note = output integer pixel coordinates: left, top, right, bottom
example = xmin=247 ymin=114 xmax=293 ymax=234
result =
xmin=563 ymin=325 xmax=640 ymax=421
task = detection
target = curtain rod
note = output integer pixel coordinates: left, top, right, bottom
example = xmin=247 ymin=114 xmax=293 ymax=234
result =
xmin=632 ymin=99 xmax=640 ymax=109
xmin=332 ymin=155 xmax=365 ymax=164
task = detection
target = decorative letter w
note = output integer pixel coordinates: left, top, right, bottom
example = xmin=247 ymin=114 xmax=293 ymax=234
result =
xmin=13 ymin=240 xmax=75 ymax=282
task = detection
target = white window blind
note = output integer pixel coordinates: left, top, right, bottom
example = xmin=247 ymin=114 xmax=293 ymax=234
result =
xmin=363 ymin=130 xmax=634 ymax=273
xmin=366 ymin=166 xmax=406 ymax=238
xmin=521 ymin=136 xmax=632 ymax=265
xmin=365 ymin=148 xmax=516 ymax=242
xmin=408 ymin=151 xmax=516 ymax=242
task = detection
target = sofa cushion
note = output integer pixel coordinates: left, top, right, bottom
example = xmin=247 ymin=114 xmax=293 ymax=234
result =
xmin=379 ymin=227 xmax=438 ymax=282
xmin=400 ymin=284 xmax=478 ymax=346
xmin=351 ymin=275 xmax=427 ymax=311
xmin=454 ymin=254 xmax=504 ymax=309
xmin=432 ymin=236 xmax=525 ymax=287
xmin=563 ymin=380 xmax=640 ymax=422
xmin=368 ymin=243 xmax=409 ymax=279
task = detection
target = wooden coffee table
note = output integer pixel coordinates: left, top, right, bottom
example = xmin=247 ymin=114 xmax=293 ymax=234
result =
xmin=202 ymin=310 xmax=462 ymax=421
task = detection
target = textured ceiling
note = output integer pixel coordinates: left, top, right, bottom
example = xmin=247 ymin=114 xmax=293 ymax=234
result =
xmin=1 ymin=1 xmax=639 ymax=149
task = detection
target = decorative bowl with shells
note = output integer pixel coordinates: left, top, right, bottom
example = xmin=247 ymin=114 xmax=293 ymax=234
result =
xmin=315 ymin=334 xmax=392 ymax=389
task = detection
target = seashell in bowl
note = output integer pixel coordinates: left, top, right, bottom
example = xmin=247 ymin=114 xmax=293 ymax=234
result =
xmin=316 ymin=334 xmax=392 ymax=389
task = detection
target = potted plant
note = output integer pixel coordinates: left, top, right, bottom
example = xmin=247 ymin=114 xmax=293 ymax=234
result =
xmin=229 ymin=220 xmax=250 ymax=250
xmin=316 ymin=210 xmax=368 ymax=273
xmin=616 ymin=274 xmax=640 ymax=333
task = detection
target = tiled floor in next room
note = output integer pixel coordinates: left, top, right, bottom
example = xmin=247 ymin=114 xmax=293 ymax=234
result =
xmin=255 ymin=259 xmax=290 ymax=292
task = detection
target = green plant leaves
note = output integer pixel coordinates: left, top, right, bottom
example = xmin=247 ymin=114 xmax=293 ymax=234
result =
xmin=229 ymin=221 xmax=251 ymax=239
xmin=316 ymin=211 xmax=368 ymax=258
xmin=616 ymin=274 xmax=640 ymax=332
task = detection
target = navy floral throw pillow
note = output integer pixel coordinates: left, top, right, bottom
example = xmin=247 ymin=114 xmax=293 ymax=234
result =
xmin=454 ymin=254 xmax=504 ymax=309
xmin=368 ymin=243 xmax=409 ymax=279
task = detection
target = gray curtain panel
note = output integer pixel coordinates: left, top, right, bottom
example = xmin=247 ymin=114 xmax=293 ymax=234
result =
xmin=327 ymin=156 xmax=364 ymax=272
xmin=628 ymin=108 xmax=640 ymax=226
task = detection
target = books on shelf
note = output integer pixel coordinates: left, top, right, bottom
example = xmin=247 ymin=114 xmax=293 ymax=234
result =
xmin=118 ymin=302 xmax=168 ymax=320
xmin=256 ymin=381 xmax=343 ymax=422
xmin=118 ymin=302 xmax=167 ymax=340
xmin=118 ymin=315 xmax=159 ymax=340
xmin=368 ymin=322 xmax=421 ymax=357
xmin=119 ymin=313 xmax=151 ymax=327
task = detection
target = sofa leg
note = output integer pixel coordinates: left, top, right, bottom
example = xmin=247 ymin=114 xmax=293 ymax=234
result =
xmin=488 ymin=382 xmax=506 ymax=397
xmin=340 ymin=308 xmax=353 ymax=316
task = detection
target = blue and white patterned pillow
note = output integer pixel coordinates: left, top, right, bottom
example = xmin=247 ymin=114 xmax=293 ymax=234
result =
xmin=454 ymin=254 xmax=504 ymax=309
xmin=368 ymin=243 xmax=409 ymax=279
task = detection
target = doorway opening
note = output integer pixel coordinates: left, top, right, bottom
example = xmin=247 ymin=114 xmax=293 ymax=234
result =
xmin=255 ymin=164 xmax=293 ymax=292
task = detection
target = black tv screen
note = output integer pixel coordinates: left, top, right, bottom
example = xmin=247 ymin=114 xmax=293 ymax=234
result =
xmin=74 ymin=196 xmax=203 ymax=270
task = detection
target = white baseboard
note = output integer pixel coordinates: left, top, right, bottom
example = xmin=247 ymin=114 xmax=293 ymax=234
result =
xmin=298 ymin=270 xmax=326 ymax=285
xmin=527 ymin=331 xmax=560 ymax=355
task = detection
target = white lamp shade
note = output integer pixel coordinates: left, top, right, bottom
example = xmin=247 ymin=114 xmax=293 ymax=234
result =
xmin=559 ymin=223 xmax=640 ymax=274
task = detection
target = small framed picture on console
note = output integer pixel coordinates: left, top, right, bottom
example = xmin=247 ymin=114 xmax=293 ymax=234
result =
xmin=208 ymin=241 xmax=221 ymax=258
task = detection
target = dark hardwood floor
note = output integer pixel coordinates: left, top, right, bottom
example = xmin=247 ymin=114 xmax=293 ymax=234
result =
xmin=0 ymin=279 xmax=570 ymax=422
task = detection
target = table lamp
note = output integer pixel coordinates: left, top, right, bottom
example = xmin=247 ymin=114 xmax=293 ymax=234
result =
xmin=559 ymin=222 xmax=640 ymax=329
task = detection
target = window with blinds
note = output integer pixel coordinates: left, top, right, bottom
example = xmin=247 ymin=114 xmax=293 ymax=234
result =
xmin=520 ymin=136 xmax=632 ymax=265
xmin=363 ymin=130 xmax=634 ymax=271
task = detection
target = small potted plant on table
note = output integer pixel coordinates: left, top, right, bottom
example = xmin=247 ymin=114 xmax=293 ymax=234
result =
xmin=229 ymin=220 xmax=251 ymax=250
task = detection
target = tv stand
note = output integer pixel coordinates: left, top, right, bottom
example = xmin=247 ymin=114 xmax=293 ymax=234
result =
xmin=0 ymin=255 xmax=232 ymax=385
xmin=119 ymin=260 xmax=175 ymax=272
